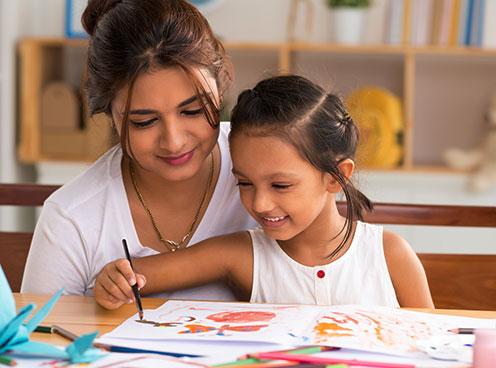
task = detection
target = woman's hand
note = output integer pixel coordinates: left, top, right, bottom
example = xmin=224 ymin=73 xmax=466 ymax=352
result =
xmin=94 ymin=258 xmax=146 ymax=310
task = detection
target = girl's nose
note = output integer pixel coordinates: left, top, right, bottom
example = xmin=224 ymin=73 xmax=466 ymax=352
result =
xmin=252 ymin=190 xmax=275 ymax=214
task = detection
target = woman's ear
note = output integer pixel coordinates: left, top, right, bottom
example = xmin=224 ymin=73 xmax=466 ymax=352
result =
xmin=326 ymin=159 xmax=355 ymax=193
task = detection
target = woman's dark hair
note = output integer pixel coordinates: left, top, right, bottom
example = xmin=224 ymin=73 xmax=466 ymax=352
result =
xmin=230 ymin=75 xmax=373 ymax=259
xmin=81 ymin=0 xmax=232 ymax=156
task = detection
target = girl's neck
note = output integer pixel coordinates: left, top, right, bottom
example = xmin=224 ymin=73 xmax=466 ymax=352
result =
xmin=278 ymin=199 xmax=352 ymax=266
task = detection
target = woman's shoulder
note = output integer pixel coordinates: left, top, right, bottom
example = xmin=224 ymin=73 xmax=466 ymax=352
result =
xmin=217 ymin=121 xmax=231 ymax=154
xmin=46 ymin=145 xmax=124 ymax=213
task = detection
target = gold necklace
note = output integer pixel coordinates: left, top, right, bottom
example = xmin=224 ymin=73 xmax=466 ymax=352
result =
xmin=129 ymin=154 xmax=214 ymax=252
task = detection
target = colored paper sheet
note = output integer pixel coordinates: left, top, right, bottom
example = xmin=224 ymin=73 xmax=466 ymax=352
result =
xmin=100 ymin=300 xmax=496 ymax=359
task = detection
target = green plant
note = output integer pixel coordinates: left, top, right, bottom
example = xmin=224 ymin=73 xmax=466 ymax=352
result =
xmin=326 ymin=0 xmax=370 ymax=7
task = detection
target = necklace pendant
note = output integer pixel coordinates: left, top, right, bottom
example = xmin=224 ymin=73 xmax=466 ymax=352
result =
xmin=130 ymin=153 xmax=213 ymax=254
xmin=165 ymin=239 xmax=181 ymax=249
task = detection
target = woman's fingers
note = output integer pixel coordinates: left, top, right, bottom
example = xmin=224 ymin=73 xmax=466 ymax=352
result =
xmin=94 ymin=258 xmax=139 ymax=309
xmin=136 ymin=274 xmax=147 ymax=290
xmin=101 ymin=269 xmax=133 ymax=302
xmin=94 ymin=274 xmax=125 ymax=310
xmin=95 ymin=286 xmax=122 ymax=309
xmin=108 ymin=259 xmax=138 ymax=300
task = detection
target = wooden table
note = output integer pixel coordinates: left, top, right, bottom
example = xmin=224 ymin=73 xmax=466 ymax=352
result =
xmin=15 ymin=293 xmax=164 ymax=345
xmin=14 ymin=293 xmax=496 ymax=346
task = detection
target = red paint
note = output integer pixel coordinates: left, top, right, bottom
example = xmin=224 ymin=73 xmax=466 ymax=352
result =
xmin=206 ymin=311 xmax=276 ymax=323
xmin=317 ymin=270 xmax=325 ymax=278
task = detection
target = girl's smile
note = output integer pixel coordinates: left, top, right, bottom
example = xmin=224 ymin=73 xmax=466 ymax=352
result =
xmin=231 ymin=133 xmax=332 ymax=243
xmin=261 ymin=215 xmax=289 ymax=229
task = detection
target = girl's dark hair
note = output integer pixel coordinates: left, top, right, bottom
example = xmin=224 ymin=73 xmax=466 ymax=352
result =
xmin=230 ymin=75 xmax=373 ymax=259
xmin=81 ymin=0 xmax=232 ymax=157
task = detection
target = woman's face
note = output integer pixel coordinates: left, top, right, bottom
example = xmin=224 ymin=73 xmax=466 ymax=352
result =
xmin=111 ymin=66 xmax=220 ymax=182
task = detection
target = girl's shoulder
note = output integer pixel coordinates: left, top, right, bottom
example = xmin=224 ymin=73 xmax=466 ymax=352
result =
xmin=355 ymin=222 xmax=411 ymax=256
xmin=44 ymin=145 xmax=124 ymax=214
xmin=382 ymin=229 xmax=414 ymax=260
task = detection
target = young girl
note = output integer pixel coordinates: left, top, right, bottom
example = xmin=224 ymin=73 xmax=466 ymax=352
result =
xmin=95 ymin=75 xmax=434 ymax=308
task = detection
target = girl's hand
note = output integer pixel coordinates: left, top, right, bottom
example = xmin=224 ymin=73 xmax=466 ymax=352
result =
xmin=94 ymin=258 xmax=146 ymax=310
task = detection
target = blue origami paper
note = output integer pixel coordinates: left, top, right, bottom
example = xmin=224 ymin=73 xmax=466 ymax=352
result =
xmin=0 ymin=266 xmax=105 ymax=363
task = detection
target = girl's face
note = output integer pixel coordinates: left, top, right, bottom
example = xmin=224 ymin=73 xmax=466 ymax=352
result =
xmin=111 ymin=66 xmax=219 ymax=182
xmin=231 ymin=133 xmax=331 ymax=241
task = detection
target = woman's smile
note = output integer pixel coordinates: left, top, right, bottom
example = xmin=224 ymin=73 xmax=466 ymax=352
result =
xmin=158 ymin=148 xmax=195 ymax=166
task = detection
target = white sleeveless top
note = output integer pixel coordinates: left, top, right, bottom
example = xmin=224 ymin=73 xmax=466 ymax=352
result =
xmin=249 ymin=221 xmax=400 ymax=307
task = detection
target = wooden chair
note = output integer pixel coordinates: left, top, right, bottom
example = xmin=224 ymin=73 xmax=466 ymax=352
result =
xmin=0 ymin=183 xmax=59 ymax=291
xmin=337 ymin=202 xmax=496 ymax=310
xmin=2 ymin=182 xmax=495 ymax=309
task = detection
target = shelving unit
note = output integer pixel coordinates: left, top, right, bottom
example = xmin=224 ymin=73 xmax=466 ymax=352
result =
xmin=18 ymin=38 xmax=111 ymax=163
xmin=17 ymin=37 xmax=496 ymax=172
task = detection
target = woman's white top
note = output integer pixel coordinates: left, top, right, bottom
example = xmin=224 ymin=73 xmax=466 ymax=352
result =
xmin=249 ymin=221 xmax=400 ymax=307
xmin=21 ymin=123 xmax=257 ymax=300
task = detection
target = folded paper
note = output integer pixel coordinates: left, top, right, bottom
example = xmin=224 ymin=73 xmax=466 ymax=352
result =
xmin=0 ymin=266 xmax=105 ymax=363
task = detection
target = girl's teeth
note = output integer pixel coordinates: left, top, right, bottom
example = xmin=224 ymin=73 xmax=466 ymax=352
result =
xmin=264 ymin=216 xmax=285 ymax=222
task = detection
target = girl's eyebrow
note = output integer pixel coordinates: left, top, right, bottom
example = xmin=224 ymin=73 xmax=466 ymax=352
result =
xmin=232 ymin=168 xmax=298 ymax=180
xmin=128 ymin=94 xmax=210 ymax=115
xmin=232 ymin=168 xmax=245 ymax=176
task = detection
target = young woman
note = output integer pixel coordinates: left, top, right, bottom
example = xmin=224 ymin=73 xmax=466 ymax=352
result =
xmin=21 ymin=0 xmax=257 ymax=300
xmin=94 ymin=75 xmax=434 ymax=309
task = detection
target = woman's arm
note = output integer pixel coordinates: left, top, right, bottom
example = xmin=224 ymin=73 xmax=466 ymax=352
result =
xmin=94 ymin=231 xmax=253 ymax=309
xmin=21 ymin=202 xmax=89 ymax=295
xmin=383 ymin=230 xmax=435 ymax=308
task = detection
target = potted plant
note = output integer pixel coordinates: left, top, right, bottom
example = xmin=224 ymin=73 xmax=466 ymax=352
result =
xmin=325 ymin=0 xmax=370 ymax=44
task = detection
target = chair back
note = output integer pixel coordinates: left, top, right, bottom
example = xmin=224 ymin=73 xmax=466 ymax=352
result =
xmin=0 ymin=183 xmax=59 ymax=291
xmin=337 ymin=202 xmax=496 ymax=310
xmin=2 ymin=185 xmax=495 ymax=308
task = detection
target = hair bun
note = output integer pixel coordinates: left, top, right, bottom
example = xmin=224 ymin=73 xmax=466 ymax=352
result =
xmin=81 ymin=0 xmax=122 ymax=36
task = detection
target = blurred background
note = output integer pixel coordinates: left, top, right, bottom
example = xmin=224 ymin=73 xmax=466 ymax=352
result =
xmin=0 ymin=0 xmax=495 ymax=253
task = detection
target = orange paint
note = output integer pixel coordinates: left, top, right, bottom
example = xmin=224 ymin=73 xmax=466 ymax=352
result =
xmin=179 ymin=324 xmax=216 ymax=334
xmin=314 ymin=321 xmax=353 ymax=338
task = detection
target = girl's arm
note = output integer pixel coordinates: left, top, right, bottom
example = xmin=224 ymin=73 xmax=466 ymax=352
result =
xmin=383 ymin=231 xmax=435 ymax=308
xmin=94 ymin=232 xmax=253 ymax=309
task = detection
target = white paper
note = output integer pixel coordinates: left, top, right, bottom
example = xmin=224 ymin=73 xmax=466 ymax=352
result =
xmin=6 ymin=352 xmax=208 ymax=368
xmin=95 ymin=338 xmax=293 ymax=364
xmin=102 ymin=300 xmax=319 ymax=344
xmin=99 ymin=300 xmax=496 ymax=359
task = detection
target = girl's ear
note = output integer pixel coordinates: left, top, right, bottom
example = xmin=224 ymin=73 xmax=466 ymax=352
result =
xmin=326 ymin=159 xmax=355 ymax=193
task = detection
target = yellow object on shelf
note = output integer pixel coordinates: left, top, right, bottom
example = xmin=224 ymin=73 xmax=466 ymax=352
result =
xmin=346 ymin=87 xmax=403 ymax=169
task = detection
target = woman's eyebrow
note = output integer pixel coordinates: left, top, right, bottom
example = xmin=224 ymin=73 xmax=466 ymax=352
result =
xmin=177 ymin=95 xmax=198 ymax=108
xmin=178 ymin=92 xmax=214 ymax=108
xmin=127 ymin=93 xmax=209 ymax=115
xmin=128 ymin=108 xmax=157 ymax=115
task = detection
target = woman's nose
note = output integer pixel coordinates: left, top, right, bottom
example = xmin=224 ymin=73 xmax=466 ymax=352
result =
xmin=159 ymin=118 xmax=186 ymax=153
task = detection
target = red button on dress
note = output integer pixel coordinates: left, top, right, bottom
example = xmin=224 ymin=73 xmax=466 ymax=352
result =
xmin=317 ymin=270 xmax=325 ymax=278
